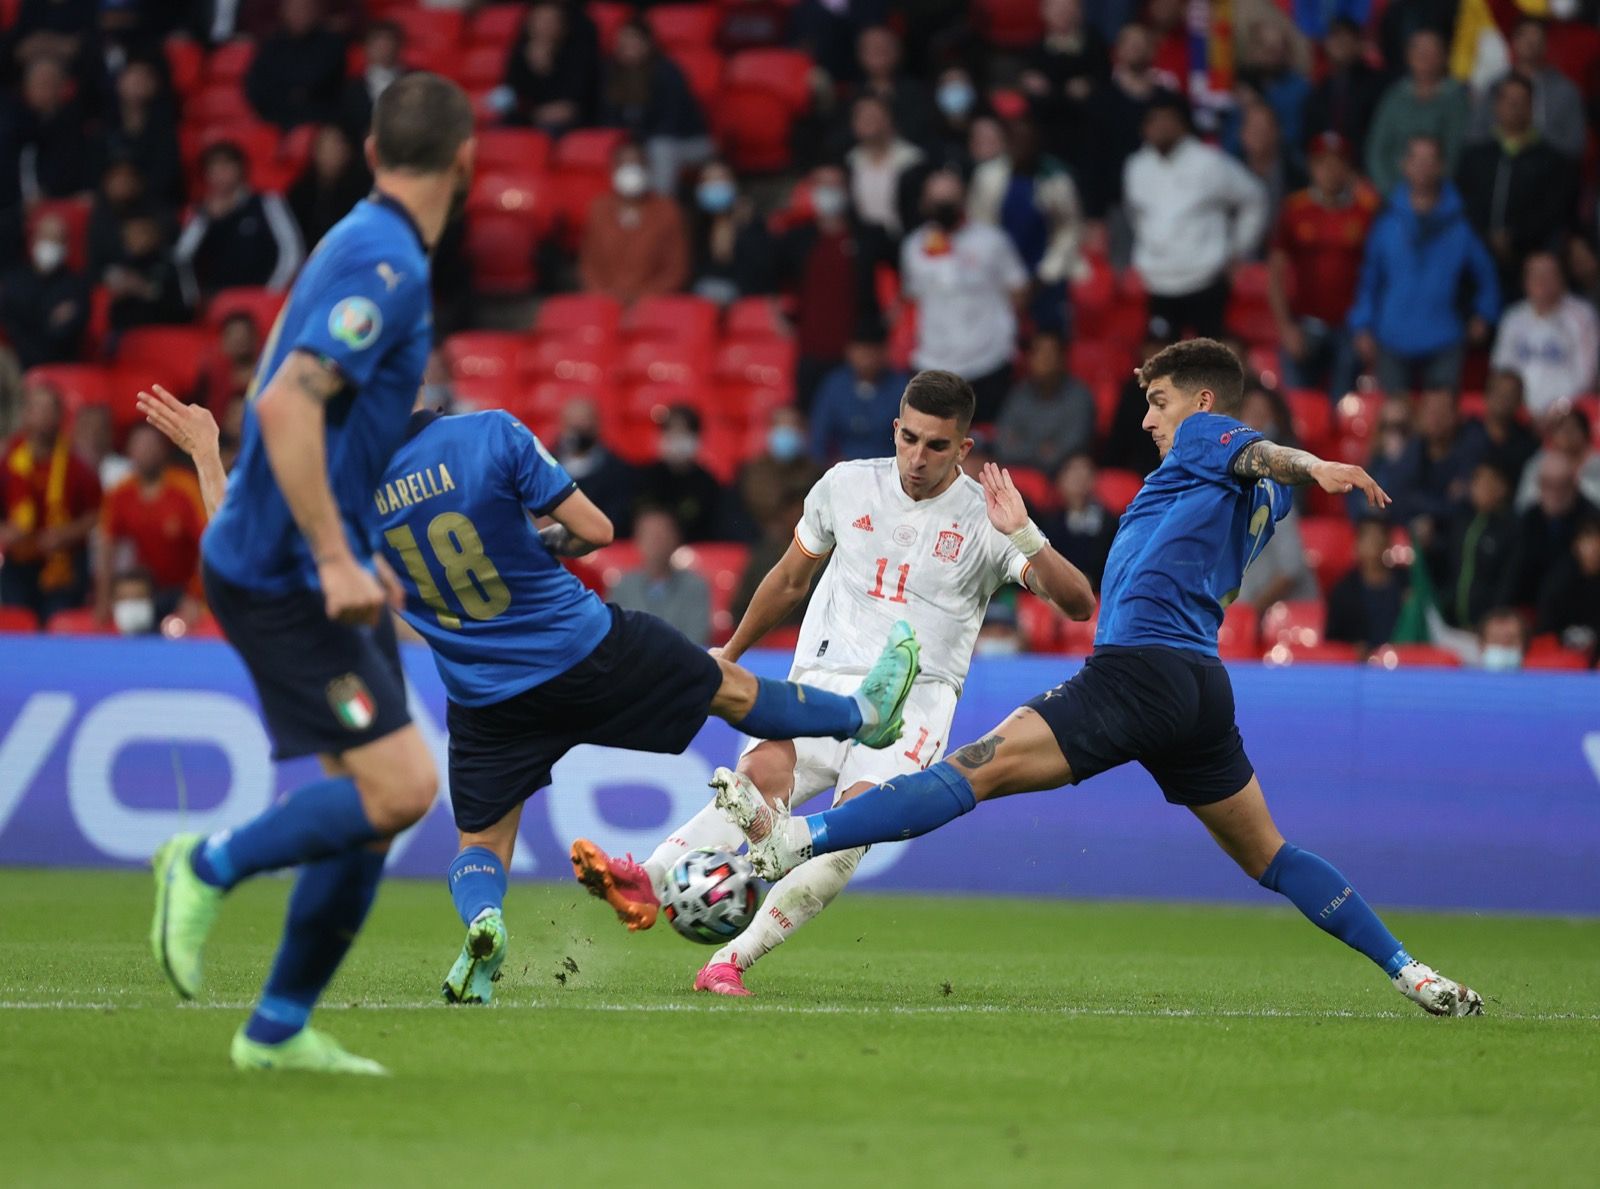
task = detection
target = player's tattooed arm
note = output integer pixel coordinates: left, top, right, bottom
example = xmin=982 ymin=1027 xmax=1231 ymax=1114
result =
xmin=287 ymin=351 xmax=345 ymax=402
xmin=949 ymin=734 xmax=1004 ymax=772
xmin=538 ymin=523 xmax=594 ymax=557
xmin=1230 ymin=440 xmax=1316 ymax=485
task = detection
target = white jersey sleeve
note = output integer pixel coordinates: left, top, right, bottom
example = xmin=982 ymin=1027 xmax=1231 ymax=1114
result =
xmin=795 ymin=467 xmax=837 ymax=558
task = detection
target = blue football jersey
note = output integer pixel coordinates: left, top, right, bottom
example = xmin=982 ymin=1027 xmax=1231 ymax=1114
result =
xmin=203 ymin=194 xmax=432 ymax=594
xmin=1095 ymin=411 xmax=1293 ymax=655
xmin=375 ymin=409 xmax=614 ymax=706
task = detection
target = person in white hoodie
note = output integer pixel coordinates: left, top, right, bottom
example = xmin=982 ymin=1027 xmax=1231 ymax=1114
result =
xmin=1123 ymin=90 xmax=1267 ymax=339
xmin=1491 ymin=250 xmax=1599 ymax=421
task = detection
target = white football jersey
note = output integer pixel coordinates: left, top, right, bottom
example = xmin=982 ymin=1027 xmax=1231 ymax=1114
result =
xmin=791 ymin=458 xmax=1031 ymax=694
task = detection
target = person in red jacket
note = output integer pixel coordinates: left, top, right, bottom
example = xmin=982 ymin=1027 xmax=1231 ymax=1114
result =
xmin=95 ymin=423 xmax=207 ymax=624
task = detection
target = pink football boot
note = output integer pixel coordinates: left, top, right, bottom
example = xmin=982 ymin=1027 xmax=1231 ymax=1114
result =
xmin=570 ymin=839 xmax=659 ymax=931
xmin=693 ymin=961 xmax=752 ymax=997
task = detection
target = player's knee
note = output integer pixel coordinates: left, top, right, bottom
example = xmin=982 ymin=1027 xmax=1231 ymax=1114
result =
xmin=358 ymin=765 xmax=438 ymax=833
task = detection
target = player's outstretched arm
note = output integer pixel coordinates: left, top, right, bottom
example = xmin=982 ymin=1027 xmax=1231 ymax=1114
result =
xmin=1230 ymin=440 xmax=1392 ymax=510
xmin=137 ymin=384 xmax=227 ymax=518
xmin=255 ymin=350 xmax=384 ymax=625
xmin=979 ymin=462 xmax=1096 ymax=620
xmin=541 ymin=488 xmax=614 ymax=557
xmin=720 ymin=537 xmax=828 ymax=662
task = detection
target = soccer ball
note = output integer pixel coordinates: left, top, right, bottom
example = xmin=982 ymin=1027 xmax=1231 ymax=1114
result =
xmin=662 ymin=848 xmax=760 ymax=945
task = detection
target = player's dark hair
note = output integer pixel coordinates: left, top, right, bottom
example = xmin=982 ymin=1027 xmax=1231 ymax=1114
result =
xmin=900 ymin=370 xmax=976 ymax=433
xmin=372 ymin=72 xmax=474 ymax=174
xmin=1138 ymin=338 xmax=1246 ymax=413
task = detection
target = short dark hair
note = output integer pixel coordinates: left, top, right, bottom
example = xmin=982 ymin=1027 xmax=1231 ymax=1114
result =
xmin=1497 ymin=72 xmax=1535 ymax=101
xmin=900 ymin=370 xmax=976 ymax=433
xmin=200 ymin=141 xmax=245 ymax=172
xmin=371 ymin=72 xmax=474 ymax=174
xmin=662 ymin=403 xmax=701 ymax=434
xmin=1138 ymin=338 xmax=1246 ymax=413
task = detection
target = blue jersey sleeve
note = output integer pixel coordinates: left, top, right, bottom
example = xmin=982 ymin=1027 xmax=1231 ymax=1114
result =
xmin=1170 ymin=412 xmax=1263 ymax=486
xmin=289 ymin=245 xmax=427 ymax=390
xmin=497 ymin=412 xmax=579 ymax=514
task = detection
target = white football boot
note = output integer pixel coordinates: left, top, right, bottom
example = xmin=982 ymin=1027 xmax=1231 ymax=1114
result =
xmin=1392 ymin=960 xmax=1485 ymax=1017
xmin=709 ymin=767 xmax=809 ymax=880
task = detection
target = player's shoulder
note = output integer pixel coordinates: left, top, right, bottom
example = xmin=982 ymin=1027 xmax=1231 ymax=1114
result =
xmin=313 ymin=203 xmax=428 ymax=281
xmin=1178 ymin=410 xmax=1250 ymax=446
xmin=819 ymin=456 xmax=891 ymax=490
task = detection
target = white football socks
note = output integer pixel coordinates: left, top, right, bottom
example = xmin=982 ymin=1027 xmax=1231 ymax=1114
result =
xmin=643 ymin=798 xmax=747 ymax=892
xmin=711 ymin=846 xmax=865 ymax=971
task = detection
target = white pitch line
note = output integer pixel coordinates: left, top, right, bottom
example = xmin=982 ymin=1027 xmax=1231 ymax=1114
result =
xmin=1 ymin=999 xmax=1596 ymax=1022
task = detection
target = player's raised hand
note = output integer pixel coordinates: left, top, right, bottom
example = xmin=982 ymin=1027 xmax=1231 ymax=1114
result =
xmin=980 ymin=462 xmax=1028 ymax=534
xmin=1309 ymin=459 xmax=1391 ymax=510
xmin=318 ymin=552 xmax=387 ymax=626
xmin=137 ymin=384 xmax=218 ymax=462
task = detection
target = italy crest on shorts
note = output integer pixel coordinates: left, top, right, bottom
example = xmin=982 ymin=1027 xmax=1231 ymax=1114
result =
xmin=327 ymin=674 xmax=376 ymax=731
xmin=328 ymin=296 xmax=382 ymax=350
xmin=933 ymin=529 xmax=964 ymax=562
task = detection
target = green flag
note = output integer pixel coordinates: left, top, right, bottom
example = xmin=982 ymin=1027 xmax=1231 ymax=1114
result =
xmin=1390 ymin=527 xmax=1436 ymax=645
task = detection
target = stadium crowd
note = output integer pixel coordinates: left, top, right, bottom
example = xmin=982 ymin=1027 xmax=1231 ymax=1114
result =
xmin=0 ymin=0 xmax=1598 ymax=670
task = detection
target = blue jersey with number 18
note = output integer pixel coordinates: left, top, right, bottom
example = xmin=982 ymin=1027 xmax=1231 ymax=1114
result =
xmin=202 ymin=194 xmax=433 ymax=595
xmin=375 ymin=409 xmax=613 ymax=707
xmin=1095 ymin=411 xmax=1294 ymax=656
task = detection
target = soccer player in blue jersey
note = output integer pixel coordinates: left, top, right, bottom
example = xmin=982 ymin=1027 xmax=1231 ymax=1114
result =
xmin=717 ymin=339 xmax=1485 ymax=1017
xmin=139 ymin=393 xmax=922 ymax=1009
xmin=147 ymin=74 xmax=479 ymax=1074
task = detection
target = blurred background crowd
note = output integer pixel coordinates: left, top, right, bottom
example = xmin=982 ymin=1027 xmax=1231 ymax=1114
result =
xmin=1 ymin=0 xmax=1598 ymax=671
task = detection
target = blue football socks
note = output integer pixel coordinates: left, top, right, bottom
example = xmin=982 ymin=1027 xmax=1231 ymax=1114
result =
xmin=243 ymin=847 xmax=386 ymax=1045
xmin=447 ymin=846 xmax=507 ymax=926
xmin=737 ymin=677 xmax=863 ymax=741
xmin=810 ymin=762 xmax=977 ymax=853
xmin=1258 ymin=843 xmax=1411 ymax=975
xmin=191 ymin=777 xmax=380 ymax=891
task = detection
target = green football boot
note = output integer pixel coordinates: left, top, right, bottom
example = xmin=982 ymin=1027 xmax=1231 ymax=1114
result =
xmin=150 ymin=833 xmax=225 ymax=1000
xmin=441 ymin=909 xmax=508 ymax=1005
xmin=852 ymin=619 xmax=921 ymax=749
xmin=230 ymin=1026 xmax=389 ymax=1076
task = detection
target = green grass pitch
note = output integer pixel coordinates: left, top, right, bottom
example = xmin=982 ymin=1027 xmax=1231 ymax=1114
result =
xmin=1 ymin=869 xmax=1596 ymax=1188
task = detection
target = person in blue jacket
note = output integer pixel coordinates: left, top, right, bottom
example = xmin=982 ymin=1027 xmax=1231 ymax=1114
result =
xmin=1349 ymin=135 xmax=1500 ymax=395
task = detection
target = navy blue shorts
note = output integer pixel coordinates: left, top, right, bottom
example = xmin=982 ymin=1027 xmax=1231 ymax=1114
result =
xmin=445 ymin=605 xmax=724 ymax=834
xmin=1025 ymin=646 xmax=1254 ymax=806
xmin=203 ymin=563 xmax=411 ymax=761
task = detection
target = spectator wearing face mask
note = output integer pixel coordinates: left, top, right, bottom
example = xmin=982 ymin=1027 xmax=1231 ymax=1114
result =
xmin=687 ymin=160 xmax=775 ymax=306
xmin=809 ymin=328 xmax=907 ymax=463
xmin=554 ymin=397 xmax=635 ymax=535
xmin=635 ymin=405 xmax=722 ymax=542
xmin=1040 ymin=453 xmax=1117 ymax=591
xmin=929 ymin=66 xmax=987 ymax=168
xmin=1473 ymin=606 xmax=1527 ymax=672
xmin=105 ymin=568 xmax=162 ymax=637
xmin=0 ymin=211 xmax=90 ymax=370
xmin=608 ymin=507 xmax=711 ymax=645
xmin=738 ymin=406 xmax=823 ymax=537
xmin=1536 ymin=514 xmax=1600 ymax=662
xmin=1 ymin=381 xmax=101 ymax=621
xmin=579 ymin=141 xmax=689 ymax=305
xmin=776 ymin=163 xmax=891 ymax=406
xmin=901 ymin=169 xmax=1029 ymax=424
xmin=974 ymin=597 xmax=1025 ymax=656
xmin=95 ymin=424 xmax=206 ymax=626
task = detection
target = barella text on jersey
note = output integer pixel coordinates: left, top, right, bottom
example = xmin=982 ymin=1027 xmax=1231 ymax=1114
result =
xmin=374 ymin=463 xmax=456 ymax=515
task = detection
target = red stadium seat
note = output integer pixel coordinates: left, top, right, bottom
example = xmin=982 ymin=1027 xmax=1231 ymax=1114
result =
xmin=552 ymin=127 xmax=629 ymax=174
xmin=572 ymin=539 xmax=643 ymax=593
xmin=1217 ymin=603 xmax=1260 ymax=659
xmin=1333 ymin=390 xmax=1383 ymax=462
xmin=475 ymin=127 xmax=552 ymax=175
xmin=711 ymin=383 xmax=791 ymax=431
xmin=1068 ymin=339 xmax=1135 ymax=390
xmin=1060 ymin=613 xmax=1098 ymax=655
xmin=47 ymin=608 xmax=115 ymax=636
xmin=24 ymin=364 xmax=114 ymax=414
xmin=972 ymin=0 xmax=1046 ymax=49
xmin=670 ymin=46 xmax=725 ymax=113
xmin=1092 ymin=382 xmax=1120 ymax=438
xmin=1007 ymin=466 xmax=1060 ymax=515
xmin=186 ymin=83 xmax=255 ymax=125
xmin=389 ymin=7 xmax=466 ymax=50
xmin=469 ymin=3 xmax=529 ymax=47
xmin=0 ymin=606 xmax=39 ymax=632
xmin=202 ymin=40 xmax=254 ymax=85
xmin=589 ymin=2 xmax=632 ymax=55
xmin=1017 ymin=593 xmax=1065 ymax=652
xmin=1298 ymin=517 xmax=1355 ymax=593
xmin=1367 ymin=644 xmax=1462 ymax=669
xmin=450 ymin=374 xmax=521 ymax=415
xmin=1286 ymin=390 xmax=1334 ymax=456
xmin=165 ymin=35 xmax=205 ymax=97
xmin=117 ymin=326 xmax=215 ymax=404
xmin=1524 ymin=635 xmax=1592 ymax=671
xmin=464 ymin=211 xmax=539 ymax=294
xmin=647 ymin=5 xmax=721 ymax=50
xmin=443 ymin=331 xmax=524 ymax=381
xmin=456 ymin=43 xmax=510 ymax=91
xmin=724 ymin=49 xmax=812 ymax=112
xmin=546 ymin=173 xmax=612 ymax=250
xmin=1094 ymin=468 xmax=1144 ymax=515
xmin=1262 ymin=640 xmax=1359 ymax=666
xmin=624 ymin=294 xmax=720 ymax=347
xmin=713 ymin=339 xmax=795 ymax=394
xmin=204 ymin=286 xmax=285 ymax=333
xmin=466 ymin=172 xmax=553 ymax=236
xmin=619 ymin=339 xmax=709 ymax=389
xmin=1260 ymin=599 xmax=1326 ymax=648
xmin=724 ymin=297 xmax=789 ymax=341
xmin=534 ymin=294 xmax=623 ymax=344
xmin=717 ymin=86 xmax=797 ymax=171
xmin=1225 ymin=262 xmax=1278 ymax=348
xmin=518 ymin=336 xmax=614 ymax=388
xmin=510 ymin=379 xmax=608 ymax=434
xmin=26 ymin=197 xmax=91 ymax=273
